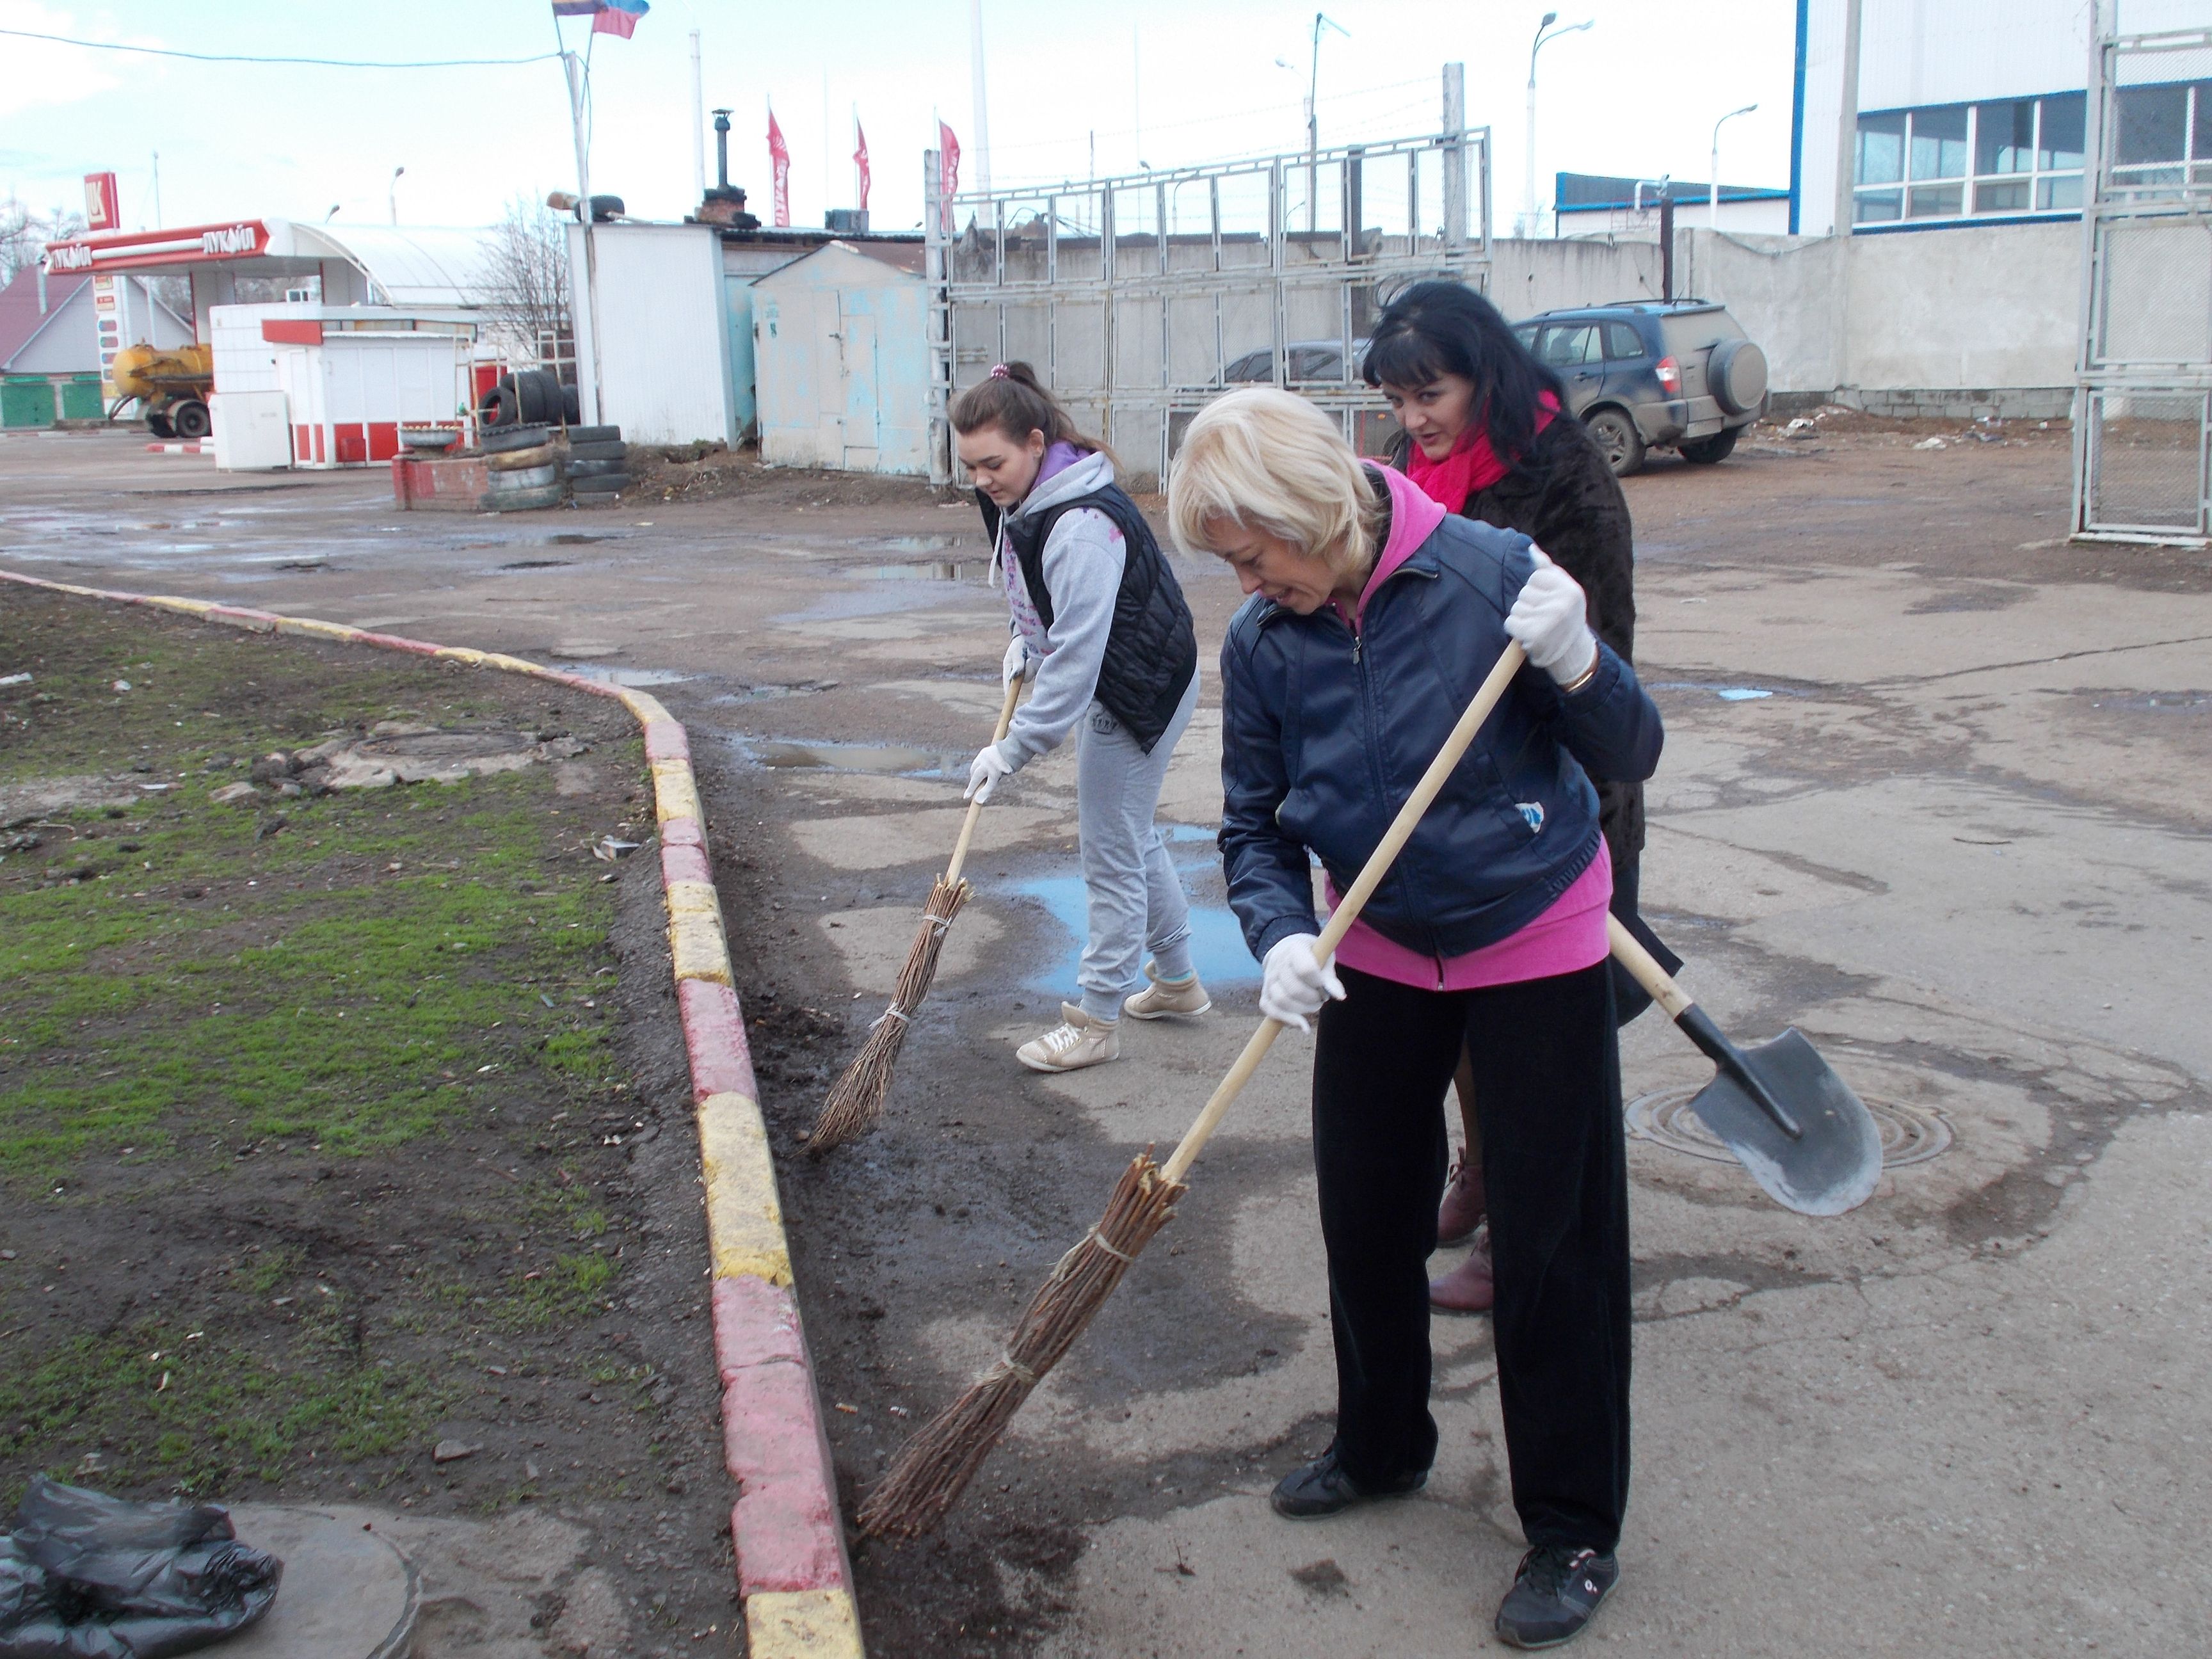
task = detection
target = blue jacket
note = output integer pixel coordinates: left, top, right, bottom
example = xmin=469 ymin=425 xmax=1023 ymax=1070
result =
xmin=1219 ymin=511 xmax=1663 ymax=972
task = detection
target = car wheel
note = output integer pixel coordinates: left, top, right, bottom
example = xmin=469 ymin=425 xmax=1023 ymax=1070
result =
xmin=1585 ymin=408 xmax=1645 ymax=477
xmin=170 ymin=400 xmax=212 ymax=441
xmin=1679 ymin=427 xmax=1740 ymax=465
xmin=145 ymin=410 xmax=175 ymax=438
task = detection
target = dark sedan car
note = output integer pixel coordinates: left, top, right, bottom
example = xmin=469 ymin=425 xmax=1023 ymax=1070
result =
xmin=1511 ymin=301 xmax=1768 ymax=476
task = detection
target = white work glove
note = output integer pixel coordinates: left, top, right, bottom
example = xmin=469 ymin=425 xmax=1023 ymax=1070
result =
xmin=1505 ymin=547 xmax=1599 ymax=687
xmin=1259 ymin=933 xmax=1346 ymax=1032
xmin=964 ymin=742 xmax=1013 ymax=804
xmin=1001 ymin=635 xmax=1038 ymax=689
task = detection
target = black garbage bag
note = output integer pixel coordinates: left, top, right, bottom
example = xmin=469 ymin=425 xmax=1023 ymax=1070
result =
xmin=0 ymin=1479 xmax=281 ymax=1659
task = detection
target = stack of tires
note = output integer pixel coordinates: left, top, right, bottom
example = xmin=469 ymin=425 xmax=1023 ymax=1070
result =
xmin=479 ymin=424 xmax=629 ymax=513
xmin=478 ymin=369 xmax=581 ymax=431
xmin=563 ymin=426 xmax=629 ymax=504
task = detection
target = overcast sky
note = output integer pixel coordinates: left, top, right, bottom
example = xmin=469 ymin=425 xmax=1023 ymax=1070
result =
xmin=2 ymin=0 xmax=1804 ymax=237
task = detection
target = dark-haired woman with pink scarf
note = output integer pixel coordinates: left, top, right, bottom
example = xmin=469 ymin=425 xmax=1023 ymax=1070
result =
xmin=1365 ymin=280 xmax=1679 ymax=1316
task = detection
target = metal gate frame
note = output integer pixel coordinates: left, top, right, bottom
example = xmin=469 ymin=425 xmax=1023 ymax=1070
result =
xmin=2072 ymin=10 xmax=2212 ymax=544
xmin=924 ymin=67 xmax=1491 ymax=489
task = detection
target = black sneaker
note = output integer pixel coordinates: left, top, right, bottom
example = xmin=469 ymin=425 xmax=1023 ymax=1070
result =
xmin=1493 ymin=1544 xmax=1619 ymax=1649
xmin=1268 ymin=1446 xmax=1427 ymax=1519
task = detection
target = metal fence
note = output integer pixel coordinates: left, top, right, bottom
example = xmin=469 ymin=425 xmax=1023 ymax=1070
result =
xmin=2074 ymin=14 xmax=2212 ymax=543
xmin=922 ymin=67 xmax=1489 ymax=488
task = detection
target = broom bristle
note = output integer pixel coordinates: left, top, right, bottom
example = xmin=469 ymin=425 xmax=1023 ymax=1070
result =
xmin=857 ymin=1153 xmax=1185 ymax=1537
xmin=806 ymin=878 xmax=970 ymax=1151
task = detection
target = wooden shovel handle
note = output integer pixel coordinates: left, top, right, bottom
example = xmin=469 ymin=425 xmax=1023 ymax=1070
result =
xmin=1162 ymin=643 xmax=1528 ymax=1185
xmin=1605 ymin=914 xmax=1694 ymax=1020
xmin=943 ymin=674 xmax=1025 ymax=890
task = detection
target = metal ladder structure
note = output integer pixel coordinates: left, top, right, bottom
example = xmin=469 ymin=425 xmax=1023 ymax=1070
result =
xmin=2073 ymin=11 xmax=2212 ymax=544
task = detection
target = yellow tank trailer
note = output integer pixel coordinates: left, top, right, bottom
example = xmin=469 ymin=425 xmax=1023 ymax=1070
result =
xmin=111 ymin=341 xmax=214 ymax=440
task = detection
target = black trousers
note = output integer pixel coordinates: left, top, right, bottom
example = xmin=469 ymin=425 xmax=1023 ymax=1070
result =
xmin=1311 ymin=960 xmax=1631 ymax=1551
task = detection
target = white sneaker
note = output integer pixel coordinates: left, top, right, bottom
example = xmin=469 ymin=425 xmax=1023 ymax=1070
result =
xmin=1122 ymin=962 xmax=1212 ymax=1020
xmin=1015 ymin=1003 xmax=1121 ymax=1073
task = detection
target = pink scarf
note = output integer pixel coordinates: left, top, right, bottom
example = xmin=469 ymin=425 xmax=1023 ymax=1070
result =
xmin=1405 ymin=392 xmax=1559 ymax=509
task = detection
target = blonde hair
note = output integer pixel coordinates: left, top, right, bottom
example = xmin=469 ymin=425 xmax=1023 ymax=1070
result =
xmin=1167 ymin=387 xmax=1383 ymax=576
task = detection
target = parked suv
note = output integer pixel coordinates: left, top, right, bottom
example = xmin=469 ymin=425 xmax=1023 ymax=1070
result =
xmin=1511 ymin=301 xmax=1768 ymax=476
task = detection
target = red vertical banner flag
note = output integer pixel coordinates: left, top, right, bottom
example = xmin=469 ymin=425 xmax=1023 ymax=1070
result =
xmin=854 ymin=117 xmax=871 ymax=212
xmin=767 ymin=107 xmax=792 ymax=228
xmin=938 ymin=120 xmax=961 ymax=234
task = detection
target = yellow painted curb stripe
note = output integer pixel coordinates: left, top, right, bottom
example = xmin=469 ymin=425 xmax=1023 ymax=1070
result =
xmin=617 ymin=687 xmax=672 ymax=725
xmin=434 ymin=645 xmax=487 ymax=666
xmin=652 ymin=756 xmax=701 ymax=823
xmin=669 ymin=911 xmax=733 ymax=986
xmin=666 ymin=878 xmax=725 ymax=924
xmin=697 ymin=1091 xmax=791 ymax=1286
xmin=744 ymin=1589 xmax=864 ymax=1658
xmin=273 ymin=617 xmax=362 ymax=642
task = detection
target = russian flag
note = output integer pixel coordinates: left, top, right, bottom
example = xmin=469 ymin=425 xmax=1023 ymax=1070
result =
xmin=550 ymin=1 xmax=648 ymax=36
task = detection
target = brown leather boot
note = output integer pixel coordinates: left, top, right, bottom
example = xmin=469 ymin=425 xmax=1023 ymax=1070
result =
xmin=1429 ymin=1223 xmax=1495 ymax=1315
xmin=1437 ymin=1151 xmax=1486 ymax=1246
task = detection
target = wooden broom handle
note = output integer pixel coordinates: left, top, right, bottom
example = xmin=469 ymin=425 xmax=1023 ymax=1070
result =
xmin=943 ymin=675 xmax=1025 ymax=890
xmin=1605 ymin=914 xmax=1694 ymax=1020
xmin=1161 ymin=643 xmax=1527 ymax=1185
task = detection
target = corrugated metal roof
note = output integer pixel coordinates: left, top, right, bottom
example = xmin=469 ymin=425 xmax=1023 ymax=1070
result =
xmin=284 ymin=225 xmax=500 ymax=307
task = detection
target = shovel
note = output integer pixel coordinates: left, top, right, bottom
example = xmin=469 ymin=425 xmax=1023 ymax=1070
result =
xmin=1608 ymin=916 xmax=1882 ymax=1216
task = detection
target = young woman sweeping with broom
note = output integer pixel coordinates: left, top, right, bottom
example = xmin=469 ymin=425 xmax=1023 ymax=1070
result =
xmin=952 ymin=363 xmax=1208 ymax=1072
xmin=1363 ymin=280 xmax=1680 ymax=1317
xmin=1178 ymin=387 xmax=1662 ymax=1649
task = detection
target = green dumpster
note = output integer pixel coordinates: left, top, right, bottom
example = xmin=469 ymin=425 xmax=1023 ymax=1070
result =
xmin=59 ymin=375 xmax=104 ymax=421
xmin=1 ymin=376 xmax=57 ymax=429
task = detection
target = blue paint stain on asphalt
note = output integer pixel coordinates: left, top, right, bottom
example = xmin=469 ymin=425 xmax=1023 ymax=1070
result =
xmin=1007 ymin=824 xmax=1260 ymax=993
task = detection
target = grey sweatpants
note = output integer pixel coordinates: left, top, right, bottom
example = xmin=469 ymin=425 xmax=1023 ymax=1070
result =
xmin=1075 ymin=668 xmax=1200 ymax=1022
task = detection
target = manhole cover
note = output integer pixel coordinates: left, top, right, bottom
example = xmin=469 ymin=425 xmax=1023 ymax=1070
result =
xmin=1626 ymin=1086 xmax=1952 ymax=1167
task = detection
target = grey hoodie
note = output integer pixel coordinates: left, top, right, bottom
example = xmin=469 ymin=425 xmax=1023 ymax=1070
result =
xmin=990 ymin=447 xmax=1128 ymax=772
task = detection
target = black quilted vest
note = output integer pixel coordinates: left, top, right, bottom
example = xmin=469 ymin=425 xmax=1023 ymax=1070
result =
xmin=979 ymin=482 xmax=1198 ymax=754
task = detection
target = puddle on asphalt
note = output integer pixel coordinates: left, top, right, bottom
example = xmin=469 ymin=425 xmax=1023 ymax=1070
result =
xmin=271 ymin=561 xmax=327 ymax=573
xmin=860 ymin=534 xmax=968 ymax=554
xmin=550 ymin=664 xmax=691 ymax=687
xmin=1651 ymin=681 xmax=1803 ymax=701
xmin=746 ymin=739 xmax=955 ymax=775
xmin=1009 ymin=851 xmax=1258 ymax=990
xmin=843 ymin=561 xmax=991 ymax=582
xmin=712 ymin=681 xmax=838 ymax=703
xmin=547 ymin=534 xmax=603 ymax=546
xmin=500 ymin=559 xmax=573 ymax=570
xmin=2092 ymin=691 xmax=2208 ymax=712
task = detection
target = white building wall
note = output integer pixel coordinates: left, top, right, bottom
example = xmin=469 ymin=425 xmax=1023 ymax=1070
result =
xmin=568 ymin=223 xmax=735 ymax=445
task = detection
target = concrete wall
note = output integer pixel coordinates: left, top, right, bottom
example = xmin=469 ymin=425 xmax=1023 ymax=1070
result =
xmin=1487 ymin=220 xmax=2078 ymax=409
xmin=570 ymin=223 xmax=735 ymax=445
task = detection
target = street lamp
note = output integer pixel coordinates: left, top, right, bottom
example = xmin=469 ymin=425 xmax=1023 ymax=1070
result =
xmin=1524 ymin=12 xmax=1592 ymax=239
xmin=1306 ymin=12 xmax=1349 ymax=232
xmin=389 ymin=165 xmax=405 ymax=226
xmin=1710 ymin=104 xmax=1756 ymax=228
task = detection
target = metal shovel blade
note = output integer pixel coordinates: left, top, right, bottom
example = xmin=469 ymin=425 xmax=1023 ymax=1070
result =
xmin=1682 ymin=1026 xmax=1884 ymax=1217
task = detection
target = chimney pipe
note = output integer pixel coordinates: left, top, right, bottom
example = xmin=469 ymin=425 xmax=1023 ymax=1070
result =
xmin=712 ymin=108 xmax=732 ymax=191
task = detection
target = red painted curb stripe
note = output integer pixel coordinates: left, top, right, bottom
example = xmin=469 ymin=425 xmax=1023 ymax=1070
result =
xmin=643 ymin=719 xmax=691 ymax=762
xmin=660 ymin=815 xmax=707 ymax=850
xmin=679 ymin=979 xmax=758 ymax=1103
xmin=662 ymin=841 xmax=715 ymax=888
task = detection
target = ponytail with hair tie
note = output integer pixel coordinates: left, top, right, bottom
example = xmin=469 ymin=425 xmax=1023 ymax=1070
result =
xmin=950 ymin=358 xmax=1119 ymax=468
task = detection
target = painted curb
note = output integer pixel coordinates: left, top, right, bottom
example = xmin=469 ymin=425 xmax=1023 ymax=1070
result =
xmin=0 ymin=570 xmax=866 ymax=1658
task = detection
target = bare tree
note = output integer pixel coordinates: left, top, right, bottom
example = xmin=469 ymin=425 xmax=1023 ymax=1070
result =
xmin=0 ymin=198 xmax=85 ymax=287
xmin=474 ymin=195 xmax=574 ymax=382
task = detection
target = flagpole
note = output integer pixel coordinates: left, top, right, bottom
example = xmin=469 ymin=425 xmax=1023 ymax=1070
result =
xmin=561 ymin=42 xmax=605 ymax=424
xmin=969 ymin=0 xmax=992 ymax=197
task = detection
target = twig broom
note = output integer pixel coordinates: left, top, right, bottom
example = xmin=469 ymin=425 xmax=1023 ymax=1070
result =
xmin=857 ymin=643 xmax=1529 ymax=1537
xmin=806 ymin=675 xmax=1025 ymax=1152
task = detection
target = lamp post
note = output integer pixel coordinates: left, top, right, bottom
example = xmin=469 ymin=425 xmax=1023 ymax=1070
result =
xmin=1524 ymin=12 xmax=1592 ymax=239
xmin=389 ymin=166 xmax=405 ymax=226
xmin=1710 ymin=103 xmax=1756 ymax=228
xmin=1306 ymin=12 xmax=1349 ymax=232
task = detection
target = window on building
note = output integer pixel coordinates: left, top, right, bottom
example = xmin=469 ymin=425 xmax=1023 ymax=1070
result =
xmin=1856 ymin=92 xmax=2088 ymax=224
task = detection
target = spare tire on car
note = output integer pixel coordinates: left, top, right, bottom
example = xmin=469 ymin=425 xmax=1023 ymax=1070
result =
xmin=1708 ymin=338 xmax=1768 ymax=417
